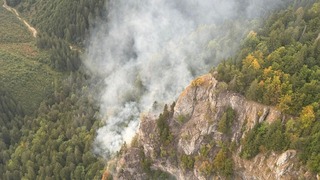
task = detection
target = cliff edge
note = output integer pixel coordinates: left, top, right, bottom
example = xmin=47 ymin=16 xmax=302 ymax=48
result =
xmin=105 ymin=73 xmax=316 ymax=180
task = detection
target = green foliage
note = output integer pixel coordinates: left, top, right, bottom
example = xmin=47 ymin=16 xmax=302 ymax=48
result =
xmin=0 ymin=89 xmax=24 ymax=118
xmin=213 ymin=147 xmax=233 ymax=177
xmin=215 ymin=1 xmax=320 ymax=116
xmin=218 ymin=107 xmax=236 ymax=134
xmin=6 ymin=0 xmax=22 ymax=7
xmin=0 ymin=73 xmax=105 ymax=179
xmin=140 ymin=148 xmax=176 ymax=180
xmin=264 ymin=120 xmax=288 ymax=151
xmin=13 ymin=0 xmax=106 ymax=73
xmin=295 ymin=120 xmax=320 ymax=173
xmin=0 ymin=50 xmax=63 ymax=114
xmin=0 ymin=91 xmax=25 ymax=175
xmin=218 ymin=113 xmax=228 ymax=133
xmin=0 ymin=1 xmax=106 ymax=179
xmin=0 ymin=5 xmax=32 ymax=43
xmin=157 ymin=104 xmax=173 ymax=145
xmin=195 ymin=137 xmax=216 ymax=176
xmin=198 ymin=160 xmax=214 ymax=177
xmin=150 ymin=170 xmax=176 ymax=180
xmin=36 ymin=33 xmax=81 ymax=72
xmin=0 ymin=5 xmax=64 ymax=114
xmin=216 ymin=2 xmax=320 ymax=173
xmin=180 ymin=154 xmax=195 ymax=170
xmin=197 ymin=142 xmax=234 ymax=178
xmin=155 ymin=103 xmax=178 ymax=165
xmin=241 ymin=122 xmax=268 ymax=159
xmin=177 ymin=114 xmax=187 ymax=124
xmin=241 ymin=120 xmax=289 ymax=159
xmin=18 ymin=0 xmax=106 ymax=44
xmin=245 ymin=79 xmax=263 ymax=101
xmin=215 ymin=60 xmax=240 ymax=84
xmin=199 ymin=144 xmax=213 ymax=158
xmin=241 ymin=120 xmax=288 ymax=159
xmin=140 ymin=148 xmax=153 ymax=175
xmin=299 ymin=105 xmax=316 ymax=130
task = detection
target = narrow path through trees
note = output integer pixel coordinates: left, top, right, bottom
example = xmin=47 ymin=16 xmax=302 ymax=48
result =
xmin=3 ymin=0 xmax=83 ymax=53
xmin=3 ymin=0 xmax=37 ymax=37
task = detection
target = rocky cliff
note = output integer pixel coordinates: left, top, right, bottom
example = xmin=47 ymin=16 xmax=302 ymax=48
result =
xmin=105 ymin=73 xmax=317 ymax=180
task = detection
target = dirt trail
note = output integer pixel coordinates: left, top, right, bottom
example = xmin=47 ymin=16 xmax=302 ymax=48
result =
xmin=3 ymin=0 xmax=37 ymax=37
xmin=2 ymin=0 xmax=82 ymax=52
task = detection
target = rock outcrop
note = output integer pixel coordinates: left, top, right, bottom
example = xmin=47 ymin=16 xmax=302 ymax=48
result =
xmin=107 ymin=73 xmax=316 ymax=180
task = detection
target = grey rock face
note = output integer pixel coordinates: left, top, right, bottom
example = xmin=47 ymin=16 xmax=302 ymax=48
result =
xmin=110 ymin=73 xmax=315 ymax=180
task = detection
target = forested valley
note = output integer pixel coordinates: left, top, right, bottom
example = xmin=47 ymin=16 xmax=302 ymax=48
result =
xmin=0 ymin=0 xmax=107 ymax=179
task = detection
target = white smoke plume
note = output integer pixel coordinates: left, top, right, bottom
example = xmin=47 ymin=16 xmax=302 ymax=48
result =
xmin=85 ymin=0 xmax=290 ymax=158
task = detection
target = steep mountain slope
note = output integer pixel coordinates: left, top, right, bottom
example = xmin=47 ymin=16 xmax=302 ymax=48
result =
xmin=108 ymin=74 xmax=316 ymax=179
xmin=104 ymin=1 xmax=320 ymax=179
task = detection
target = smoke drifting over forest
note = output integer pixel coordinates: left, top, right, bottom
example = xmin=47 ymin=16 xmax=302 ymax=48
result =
xmin=85 ymin=0 xmax=289 ymax=158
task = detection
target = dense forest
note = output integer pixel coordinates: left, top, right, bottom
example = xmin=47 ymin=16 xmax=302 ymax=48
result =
xmin=215 ymin=1 xmax=320 ymax=173
xmin=0 ymin=73 xmax=105 ymax=179
xmin=0 ymin=0 xmax=107 ymax=179
xmin=17 ymin=0 xmax=106 ymax=44
xmin=16 ymin=0 xmax=107 ymax=72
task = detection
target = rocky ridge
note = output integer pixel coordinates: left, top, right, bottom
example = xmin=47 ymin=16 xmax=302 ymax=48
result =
xmin=106 ymin=73 xmax=317 ymax=180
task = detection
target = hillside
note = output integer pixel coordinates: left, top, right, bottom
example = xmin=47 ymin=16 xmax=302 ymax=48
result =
xmin=0 ymin=0 xmax=105 ymax=179
xmin=109 ymin=74 xmax=316 ymax=179
xmin=16 ymin=0 xmax=106 ymax=44
xmin=0 ymin=1 xmax=62 ymax=114
xmin=215 ymin=1 xmax=320 ymax=174
xmin=105 ymin=1 xmax=320 ymax=179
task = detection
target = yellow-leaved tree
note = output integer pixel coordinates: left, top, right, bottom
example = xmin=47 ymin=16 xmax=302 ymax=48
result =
xmin=299 ymin=105 xmax=316 ymax=130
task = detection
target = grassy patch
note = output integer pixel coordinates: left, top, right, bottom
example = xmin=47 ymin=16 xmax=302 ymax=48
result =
xmin=0 ymin=5 xmax=63 ymax=114
xmin=0 ymin=50 xmax=63 ymax=114
xmin=0 ymin=5 xmax=33 ymax=43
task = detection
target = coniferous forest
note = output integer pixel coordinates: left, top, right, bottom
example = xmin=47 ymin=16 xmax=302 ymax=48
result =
xmin=0 ymin=0 xmax=106 ymax=179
